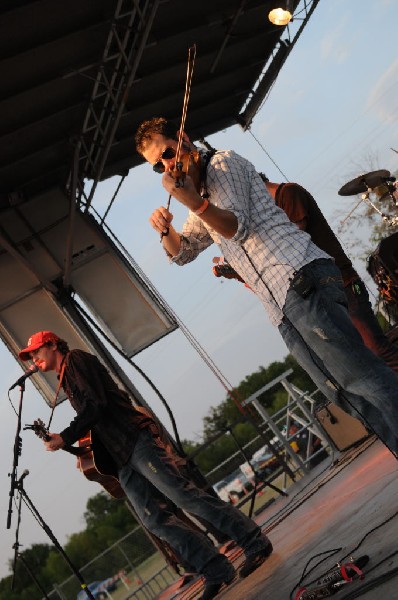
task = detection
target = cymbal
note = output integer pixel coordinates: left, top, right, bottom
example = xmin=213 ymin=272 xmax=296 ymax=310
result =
xmin=338 ymin=169 xmax=391 ymax=196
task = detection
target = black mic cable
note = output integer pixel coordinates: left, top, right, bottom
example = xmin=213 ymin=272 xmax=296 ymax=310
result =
xmin=9 ymin=365 xmax=39 ymax=390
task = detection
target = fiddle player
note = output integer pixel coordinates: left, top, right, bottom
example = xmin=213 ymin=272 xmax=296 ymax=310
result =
xmin=135 ymin=116 xmax=398 ymax=458
xmin=19 ymin=330 xmax=273 ymax=600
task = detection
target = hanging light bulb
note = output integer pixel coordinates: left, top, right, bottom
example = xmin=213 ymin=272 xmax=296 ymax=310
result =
xmin=268 ymin=1 xmax=293 ymax=26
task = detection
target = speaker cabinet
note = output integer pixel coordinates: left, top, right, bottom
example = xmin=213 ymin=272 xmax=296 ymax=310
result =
xmin=315 ymin=402 xmax=370 ymax=451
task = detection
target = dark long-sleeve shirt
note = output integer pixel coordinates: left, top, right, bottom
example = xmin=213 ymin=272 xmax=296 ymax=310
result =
xmin=59 ymin=349 xmax=149 ymax=468
xmin=274 ymin=183 xmax=358 ymax=286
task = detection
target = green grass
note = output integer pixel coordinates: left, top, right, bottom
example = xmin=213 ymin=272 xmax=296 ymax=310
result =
xmin=110 ymin=553 xmax=179 ymax=600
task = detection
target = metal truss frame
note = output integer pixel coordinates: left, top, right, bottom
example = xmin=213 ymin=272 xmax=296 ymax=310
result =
xmin=69 ymin=0 xmax=160 ymax=211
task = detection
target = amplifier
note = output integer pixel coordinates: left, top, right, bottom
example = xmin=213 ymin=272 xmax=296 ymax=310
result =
xmin=315 ymin=402 xmax=370 ymax=451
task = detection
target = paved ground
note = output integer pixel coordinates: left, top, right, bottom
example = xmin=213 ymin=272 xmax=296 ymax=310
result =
xmin=160 ymin=437 xmax=398 ymax=600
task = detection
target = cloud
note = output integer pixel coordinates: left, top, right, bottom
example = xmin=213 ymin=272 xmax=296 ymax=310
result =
xmin=366 ymin=58 xmax=398 ymax=123
xmin=320 ymin=16 xmax=351 ymax=64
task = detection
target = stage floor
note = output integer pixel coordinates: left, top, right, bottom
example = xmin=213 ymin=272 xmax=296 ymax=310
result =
xmin=161 ymin=437 xmax=398 ymax=600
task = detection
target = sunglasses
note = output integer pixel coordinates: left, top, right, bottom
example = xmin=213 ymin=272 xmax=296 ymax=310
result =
xmin=153 ymin=147 xmax=176 ymax=173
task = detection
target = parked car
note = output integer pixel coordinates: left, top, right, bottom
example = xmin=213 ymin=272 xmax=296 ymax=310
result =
xmin=250 ymin=452 xmax=281 ymax=478
xmin=213 ymin=468 xmax=254 ymax=503
xmin=252 ymin=433 xmax=300 ymax=463
xmin=76 ymin=577 xmax=118 ymax=600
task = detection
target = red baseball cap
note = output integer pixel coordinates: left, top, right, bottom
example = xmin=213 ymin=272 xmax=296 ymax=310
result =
xmin=19 ymin=331 xmax=60 ymax=361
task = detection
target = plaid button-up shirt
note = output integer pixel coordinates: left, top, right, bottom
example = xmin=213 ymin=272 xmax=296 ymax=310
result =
xmin=171 ymin=150 xmax=330 ymax=325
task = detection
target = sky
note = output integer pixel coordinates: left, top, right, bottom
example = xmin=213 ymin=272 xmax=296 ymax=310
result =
xmin=1 ymin=0 xmax=398 ymax=584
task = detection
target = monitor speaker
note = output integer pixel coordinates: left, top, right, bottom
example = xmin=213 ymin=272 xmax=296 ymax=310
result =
xmin=315 ymin=402 xmax=370 ymax=451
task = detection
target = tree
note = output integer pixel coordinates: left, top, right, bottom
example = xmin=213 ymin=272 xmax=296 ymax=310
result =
xmin=84 ymin=493 xmax=136 ymax=532
xmin=0 ymin=493 xmax=140 ymax=600
xmin=202 ymin=354 xmax=315 ymax=438
xmin=0 ymin=544 xmax=52 ymax=600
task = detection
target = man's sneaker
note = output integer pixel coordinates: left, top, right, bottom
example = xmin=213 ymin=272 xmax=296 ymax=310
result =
xmin=200 ymin=566 xmax=236 ymax=600
xmin=239 ymin=540 xmax=273 ymax=578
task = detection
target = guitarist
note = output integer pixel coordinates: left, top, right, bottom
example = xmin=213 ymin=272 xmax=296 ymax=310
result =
xmin=258 ymin=174 xmax=398 ymax=374
xmin=213 ymin=175 xmax=398 ymax=374
xmin=18 ymin=331 xmax=273 ymax=600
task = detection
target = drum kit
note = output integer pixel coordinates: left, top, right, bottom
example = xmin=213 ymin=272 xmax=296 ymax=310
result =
xmin=338 ymin=168 xmax=398 ymax=226
xmin=338 ymin=169 xmax=398 ymax=306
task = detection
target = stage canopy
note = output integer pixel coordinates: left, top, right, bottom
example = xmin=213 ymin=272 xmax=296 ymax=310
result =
xmin=0 ymin=0 xmax=320 ymax=402
xmin=0 ymin=0 xmax=319 ymax=206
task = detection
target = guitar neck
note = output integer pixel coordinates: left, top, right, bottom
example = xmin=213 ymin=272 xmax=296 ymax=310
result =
xmin=26 ymin=420 xmax=90 ymax=457
xmin=212 ymin=264 xmax=244 ymax=282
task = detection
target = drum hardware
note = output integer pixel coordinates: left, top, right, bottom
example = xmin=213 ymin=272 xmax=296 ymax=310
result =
xmin=358 ymin=192 xmax=398 ymax=227
xmin=337 ymin=170 xmax=398 ymax=306
xmin=367 ymin=232 xmax=398 ymax=306
xmin=338 ymin=169 xmax=393 ymax=196
xmin=338 ymin=170 xmax=398 ymax=229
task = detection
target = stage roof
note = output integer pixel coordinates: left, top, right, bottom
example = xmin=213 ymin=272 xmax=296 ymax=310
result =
xmin=0 ymin=0 xmax=319 ymax=206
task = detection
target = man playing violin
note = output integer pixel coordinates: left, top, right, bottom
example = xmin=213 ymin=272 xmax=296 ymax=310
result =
xmin=135 ymin=117 xmax=398 ymax=458
xmin=19 ymin=330 xmax=273 ymax=600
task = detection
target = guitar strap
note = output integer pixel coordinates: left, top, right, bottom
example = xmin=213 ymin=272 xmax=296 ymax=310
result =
xmin=274 ymin=182 xmax=285 ymax=203
xmin=47 ymin=357 xmax=67 ymax=429
xmin=199 ymin=147 xmax=216 ymax=199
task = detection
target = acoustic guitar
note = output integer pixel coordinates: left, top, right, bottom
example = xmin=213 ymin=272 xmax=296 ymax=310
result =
xmin=25 ymin=418 xmax=125 ymax=499
xmin=212 ymin=262 xmax=245 ymax=282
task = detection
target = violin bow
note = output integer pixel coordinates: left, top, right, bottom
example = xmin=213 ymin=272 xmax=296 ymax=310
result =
xmin=174 ymin=43 xmax=196 ymax=188
xmin=161 ymin=44 xmax=196 ymax=240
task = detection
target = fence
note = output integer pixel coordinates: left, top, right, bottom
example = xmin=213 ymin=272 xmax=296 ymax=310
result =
xmin=44 ymin=526 xmax=178 ymax=600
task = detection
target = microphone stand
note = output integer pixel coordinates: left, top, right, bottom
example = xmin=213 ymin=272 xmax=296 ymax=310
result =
xmin=225 ymin=424 xmax=288 ymax=496
xmin=13 ymin=474 xmax=96 ymax=600
xmin=221 ymin=423 xmax=287 ymax=520
xmin=11 ymin=471 xmax=24 ymax=591
xmin=14 ymin=551 xmax=51 ymax=600
xmin=11 ymin=471 xmax=50 ymax=598
xmin=7 ymin=380 xmax=26 ymax=530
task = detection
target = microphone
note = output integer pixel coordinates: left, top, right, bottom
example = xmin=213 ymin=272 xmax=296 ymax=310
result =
xmin=18 ymin=469 xmax=29 ymax=484
xmin=9 ymin=365 xmax=39 ymax=390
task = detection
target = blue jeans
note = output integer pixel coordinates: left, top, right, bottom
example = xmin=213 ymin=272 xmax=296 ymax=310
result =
xmin=346 ymin=278 xmax=398 ymax=373
xmin=278 ymin=260 xmax=398 ymax=456
xmin=118 ymin=429 xmax=267 ymax=582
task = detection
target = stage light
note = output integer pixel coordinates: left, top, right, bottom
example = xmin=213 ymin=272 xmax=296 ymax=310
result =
xmin=269 ymin=1 xmax=293 ymax=26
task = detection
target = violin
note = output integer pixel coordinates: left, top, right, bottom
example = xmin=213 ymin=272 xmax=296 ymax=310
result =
xmin=169 ymin=147 xmax=198 ymax=188
xmin=161 ymin=45 xmax=196 ymax=240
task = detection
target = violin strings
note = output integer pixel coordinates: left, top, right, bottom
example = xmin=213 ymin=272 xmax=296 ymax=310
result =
xmin=176 ymin=44 xmax=196 ymax=163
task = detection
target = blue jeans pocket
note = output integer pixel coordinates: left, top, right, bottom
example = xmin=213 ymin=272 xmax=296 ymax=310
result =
xmin=290 ymin=270 xmax=315 ymax=299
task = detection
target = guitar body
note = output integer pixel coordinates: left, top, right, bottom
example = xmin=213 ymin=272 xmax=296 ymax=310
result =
xmin=78 ymin=432 xmax=125 ymax=499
